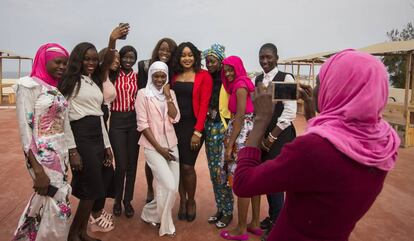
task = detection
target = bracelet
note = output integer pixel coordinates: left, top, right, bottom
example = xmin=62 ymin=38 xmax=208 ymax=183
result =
xmin=268 ymin=132 xmax=278 ymax=142
xmin=166 ymin=98 xmax=174 ymax=103
xmin=193 ymin=130 xmax=202 ymax=138
xmin=261 ymin=140 xmax=270 ymax=151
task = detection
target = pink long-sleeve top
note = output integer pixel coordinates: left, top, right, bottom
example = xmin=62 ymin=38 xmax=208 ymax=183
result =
xmin=135 ymin=89 xmax=180 ymax=150
xmin=234 ymin=134 xmax=387 ymax=241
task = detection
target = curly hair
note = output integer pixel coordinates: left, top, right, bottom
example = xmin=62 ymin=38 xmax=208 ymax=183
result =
xmin=172 ymin=42 xmax=202 ymax=74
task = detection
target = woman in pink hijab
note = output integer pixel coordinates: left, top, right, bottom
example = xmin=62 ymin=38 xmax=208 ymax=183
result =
xmin=233 ymin=49 xmax=400 ymax=241
xmin=13 ymin=43 xmax=74 ymax=241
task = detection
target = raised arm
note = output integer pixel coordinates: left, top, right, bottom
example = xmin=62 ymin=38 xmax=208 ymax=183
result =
xmin=100 ymin=24 xmax=130 ymax=81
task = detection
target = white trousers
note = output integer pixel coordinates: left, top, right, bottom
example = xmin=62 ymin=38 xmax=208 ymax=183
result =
xmin=141 ymin=145 xmax=179 ymax=236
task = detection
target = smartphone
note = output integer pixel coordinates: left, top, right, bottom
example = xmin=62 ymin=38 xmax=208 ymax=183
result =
xmin=271 ymin=82 xmax=298 ymax=101
xmin=47 ymin=184 xmax=59 ymax=197
xmin=119 ymin=23 xmax=128 ymax=40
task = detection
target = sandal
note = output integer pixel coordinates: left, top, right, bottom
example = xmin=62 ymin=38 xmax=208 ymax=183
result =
xmin=89 ymin=213 xmax=114 ymax=233
xmin=215 ymin=214 xmax=233 ymax=229
xmin=101 ymin=209 xmax=114 ymax=222
xmin=208 ymin=211 xmax=222 ymax=224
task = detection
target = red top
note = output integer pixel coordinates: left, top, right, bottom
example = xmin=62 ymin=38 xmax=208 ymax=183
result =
xmin=111 ymin=70 xmax=138 ymax=112
xmin=234 ymin=134 xmax=387 ymax=241
xmin=171 ymin=69 xmax=212 ymax=132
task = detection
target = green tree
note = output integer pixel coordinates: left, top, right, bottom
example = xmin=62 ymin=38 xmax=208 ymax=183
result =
xmin=382 ymin=22 xmax=414 ymax=88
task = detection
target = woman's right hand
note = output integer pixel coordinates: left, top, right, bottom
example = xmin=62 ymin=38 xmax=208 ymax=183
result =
xmin=33 ymin=169 xmax=50 ymax=196
xmin=163 ymin=84 xmax=172 ymax=98
xmin=157 ymin=147 xmax=175 ymax=162
xmin=69 ymin=149 xmax=83 ymax=171
xmin=110 ymin=23 xmax=130 ymax=41
xmin=253 ymin=83 xmax=273 ymax=124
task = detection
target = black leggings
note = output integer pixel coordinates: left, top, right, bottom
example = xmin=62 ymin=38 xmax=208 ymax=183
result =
xmin=109 ymin=111 xmax=139 ymax=202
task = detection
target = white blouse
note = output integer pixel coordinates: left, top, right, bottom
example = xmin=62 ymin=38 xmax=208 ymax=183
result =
xmin=67 ymin=75 xmax=110 ymax=148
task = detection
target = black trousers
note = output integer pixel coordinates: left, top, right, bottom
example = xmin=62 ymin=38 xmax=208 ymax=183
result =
xmin=109 ymin=111 xmax=139 ymax=203
xmin=262 ymin=125 xmax=296 ymax=222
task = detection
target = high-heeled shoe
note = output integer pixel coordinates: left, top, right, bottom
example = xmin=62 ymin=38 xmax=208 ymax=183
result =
xmin=113 ymin=202 xmax=122 ymax=217
xmin=178 ymin=199 xmax=187 ymax=220
xmin=186 ymin=200 xmax=196 ymax=222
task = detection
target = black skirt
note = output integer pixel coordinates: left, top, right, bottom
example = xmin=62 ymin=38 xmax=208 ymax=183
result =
xmin=174 ymin=117 xmax=205 ymax=166
xmin=70 ymin=115 xmax=106 ymax=200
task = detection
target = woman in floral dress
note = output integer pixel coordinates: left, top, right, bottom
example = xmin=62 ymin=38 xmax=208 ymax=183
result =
xmin=12 ymin=43 xmax=73 ymax=241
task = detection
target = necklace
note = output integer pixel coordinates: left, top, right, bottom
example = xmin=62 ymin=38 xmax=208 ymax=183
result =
xmin=83 ymin=76 xmax=94 ymax=86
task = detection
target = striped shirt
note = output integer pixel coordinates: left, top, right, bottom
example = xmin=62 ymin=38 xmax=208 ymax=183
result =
xmin=111 ymin=70 xmax=138 ymax=112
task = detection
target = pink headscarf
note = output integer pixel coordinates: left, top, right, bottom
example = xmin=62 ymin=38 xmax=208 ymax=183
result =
xmin=30 ymin=43 xmax=69 ymax=87
xmin=305 ymin=49 xmax=400 ymax=171
xmin=221 ymin=56 xmax=255 ymax=114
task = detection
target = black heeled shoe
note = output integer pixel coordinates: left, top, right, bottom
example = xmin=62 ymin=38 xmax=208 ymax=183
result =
xmin=123 ymin=201 xmax=135 ymax=218
xmin=186 ymin=200 xmax=196 ymax=222
xmin=178 ymin=199 xmax=187 ymax=220
xmin=113 ymin=201 xmax=122 ymax=217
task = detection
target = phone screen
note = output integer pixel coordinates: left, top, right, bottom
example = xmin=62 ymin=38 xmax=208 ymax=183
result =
xmin=272 ymin=82 xmax=297 ymax=101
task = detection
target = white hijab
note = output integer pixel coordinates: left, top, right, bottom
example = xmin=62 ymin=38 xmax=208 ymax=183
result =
xmin=144 ymin=61 xmax=169 ymax=101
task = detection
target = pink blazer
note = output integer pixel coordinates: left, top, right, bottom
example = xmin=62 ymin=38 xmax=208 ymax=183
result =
xmin=135 ymin=89 xmax=180 ymax=150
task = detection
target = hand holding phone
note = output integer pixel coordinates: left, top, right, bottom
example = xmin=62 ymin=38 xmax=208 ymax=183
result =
xmin=119 ymin=23 xmax=130 ymax=40
xmin=271 ymin=82 xmax=298 ymax=101
xmin=47 ymin=184 xmax=59 ymax=197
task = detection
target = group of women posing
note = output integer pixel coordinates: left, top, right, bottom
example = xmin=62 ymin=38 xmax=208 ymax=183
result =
xmin=11 ymin=22 xmax=283 ymax=241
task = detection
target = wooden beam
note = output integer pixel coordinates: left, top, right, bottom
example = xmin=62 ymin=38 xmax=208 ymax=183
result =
xmin=0 ymin=57 xmax=2 ymax=105
xmin=403 ymin=53 xmax=412 ymax=147
xmin=18 ymin=59 xmax=21 ymax=79
xmin=411 ymin=52 xmax=414 ymax=105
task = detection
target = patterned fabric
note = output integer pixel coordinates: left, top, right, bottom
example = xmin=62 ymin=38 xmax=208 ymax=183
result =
xmin=221 ymin=113 xmax=254 ymax=186
xmin=205 ymin=120 xmax=233 ymax=216
xmin=13 ymin=77 xmax=73 ymax=241
xmin=202 ymin=43 xmax=226 ymax=62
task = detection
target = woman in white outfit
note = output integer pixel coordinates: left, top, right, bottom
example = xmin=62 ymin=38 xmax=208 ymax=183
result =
xmin=135 ymin=61 xmax=180 ymax=237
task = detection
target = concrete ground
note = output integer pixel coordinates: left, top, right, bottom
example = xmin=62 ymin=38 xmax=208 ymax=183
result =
xmin=0 ymin=108 xmax=413 ymax=241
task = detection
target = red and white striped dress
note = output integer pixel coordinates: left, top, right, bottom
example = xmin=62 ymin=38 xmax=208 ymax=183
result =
xmin=111 ymin=70 xmax=138 ymax=112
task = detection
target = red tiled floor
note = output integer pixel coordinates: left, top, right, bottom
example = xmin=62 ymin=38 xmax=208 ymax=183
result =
xmin=0 ymin=109 xmax=413 ymax=241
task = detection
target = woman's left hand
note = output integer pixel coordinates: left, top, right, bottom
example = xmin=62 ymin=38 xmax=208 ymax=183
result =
xmin=261 ymin=137 xmax=273 ymax=152
xmin=190 ymin=134 xmax=201 ymax=151
xmin=104 ymin=147 xmax=113 ymax=167
xmin=110 ymin=23 xmax=130 ymax=41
